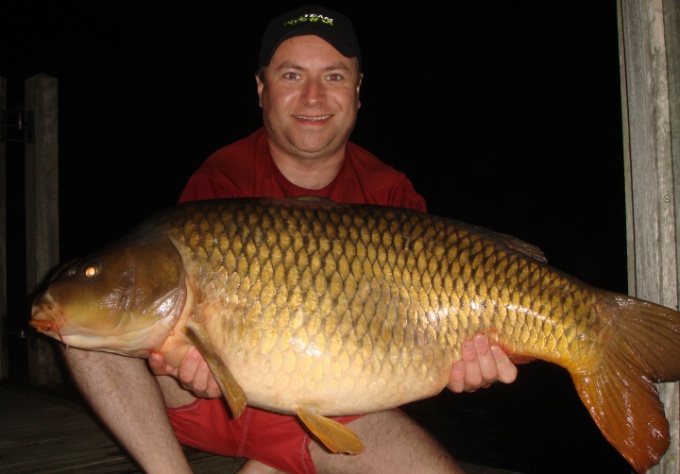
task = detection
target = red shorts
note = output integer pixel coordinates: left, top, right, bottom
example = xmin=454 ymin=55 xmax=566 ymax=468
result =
xmin=167 ymin=399 xmax=362 ymax=474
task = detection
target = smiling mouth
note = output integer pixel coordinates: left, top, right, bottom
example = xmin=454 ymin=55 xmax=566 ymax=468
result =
xmin=294 ymin=114 xmax=331 ymax=121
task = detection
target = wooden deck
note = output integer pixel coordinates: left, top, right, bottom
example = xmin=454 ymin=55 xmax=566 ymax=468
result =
xmin=0 ymin=379 xmax=246 ymax=473
xmin=0 ymin=378 xmax=522 ymax=474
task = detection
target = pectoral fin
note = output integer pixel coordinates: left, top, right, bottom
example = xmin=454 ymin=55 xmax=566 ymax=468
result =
xmin=184 ymin=322 xmax=247 ymax=418
xmin=295 ymin=405 xmax=364 ymax=454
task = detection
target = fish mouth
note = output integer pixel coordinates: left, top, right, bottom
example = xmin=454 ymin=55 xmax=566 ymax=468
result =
xmin=29 ymin=297 xmax=66 ymax=342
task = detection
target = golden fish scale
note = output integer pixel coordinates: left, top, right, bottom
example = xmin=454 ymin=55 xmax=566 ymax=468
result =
xmin=162 ymin=200 xmax=601 ymax=413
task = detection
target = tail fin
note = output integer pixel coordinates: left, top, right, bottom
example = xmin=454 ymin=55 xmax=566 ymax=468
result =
xmin=573 ymin=293 xmax=680 ymax=473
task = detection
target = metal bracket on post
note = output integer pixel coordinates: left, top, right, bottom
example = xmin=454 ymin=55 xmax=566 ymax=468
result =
xmin=0 ymin=107 xmax=33 ymax=144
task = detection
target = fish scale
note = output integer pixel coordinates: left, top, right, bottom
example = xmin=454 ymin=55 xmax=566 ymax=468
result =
xmin=160 ymin=200 xmax=581 ymax=404
xmin=30 ymin=197 xmax=680 ymax=472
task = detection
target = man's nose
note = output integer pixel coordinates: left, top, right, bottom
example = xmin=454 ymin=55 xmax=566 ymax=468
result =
xmin=301 ymin=78 xmax=325 ymax=105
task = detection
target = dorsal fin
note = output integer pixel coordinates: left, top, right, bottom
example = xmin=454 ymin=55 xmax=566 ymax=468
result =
xmin=490 ymin=230 xmax=547 ymax=263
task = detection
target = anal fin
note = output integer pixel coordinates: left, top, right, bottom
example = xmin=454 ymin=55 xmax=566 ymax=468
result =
xmin=296 ymin=405 xmax=364 ymax=454
xmin=184 ymin=322 xmax=247 ymax=418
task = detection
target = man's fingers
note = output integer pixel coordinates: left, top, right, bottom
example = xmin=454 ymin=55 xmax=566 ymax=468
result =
xmin=178 ymin=349 xmax=201 ymax=386
xmin=204 ymin=371 xmax=222 ymax=398
xmin=192 ymin=365 xmax=210 ymax=393
xmin=448 ymin=360 xmax=467 ymax=393
xmin=473 ymin=334 xmax=497 ymax=384
xmin=148 ymin=353 xmax=175 ymax=376
xmin=491 ymin=345 xmax=518 ymax=384
xmin=461 ymin=338 xmax=484 ymax=388
xmin=448 ymin=336 xmax=518 ymax=394
xmin=176 ymin=349 xmax=222 ymax=398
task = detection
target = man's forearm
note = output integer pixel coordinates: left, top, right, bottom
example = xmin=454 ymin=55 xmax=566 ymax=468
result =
xmin=62 ymin=347 xmax=192 ymax=473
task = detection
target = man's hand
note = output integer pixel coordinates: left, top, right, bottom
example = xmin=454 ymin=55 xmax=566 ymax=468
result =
xmin=447 ymin=334 xmax=518 ymax=393
xmin=149 ymin=349 xmax=222 ymax=399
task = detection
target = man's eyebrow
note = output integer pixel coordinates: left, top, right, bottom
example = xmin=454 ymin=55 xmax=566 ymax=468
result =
xmin=274 ymin=61 xmax=351 ymax=72
xmin=323 ymin=62 xmax=351 ymax=71
xmin=274 ymin=61 xmax=304 ymax=71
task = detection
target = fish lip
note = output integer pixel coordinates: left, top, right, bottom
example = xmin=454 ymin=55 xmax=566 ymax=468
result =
xmin=29 ymin=296 xmax=66 ymax=342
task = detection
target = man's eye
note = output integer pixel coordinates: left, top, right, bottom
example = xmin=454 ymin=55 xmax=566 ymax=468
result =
xmin=283 ymin=72 xmax=299 ymax=80
xmin=327 ymin=74 xmax=343 ymax=81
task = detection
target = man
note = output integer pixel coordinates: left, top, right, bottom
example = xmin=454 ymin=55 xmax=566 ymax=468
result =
xmin=63 ymin=5 xmax=517 ymax=474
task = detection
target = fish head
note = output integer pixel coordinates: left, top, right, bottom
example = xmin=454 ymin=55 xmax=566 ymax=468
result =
xmin=30 ymin=233 xmax=187 ymax=357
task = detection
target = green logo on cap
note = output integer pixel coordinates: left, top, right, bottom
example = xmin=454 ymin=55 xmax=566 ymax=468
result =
xmin=284 ymin=14 xmax=334 ymax=27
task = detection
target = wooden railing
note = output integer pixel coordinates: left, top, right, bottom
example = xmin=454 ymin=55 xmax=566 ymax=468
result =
xmin=0 ymin=73 xmax=60 ymax=384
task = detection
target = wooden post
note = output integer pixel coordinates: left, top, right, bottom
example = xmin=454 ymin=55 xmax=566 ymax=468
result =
xmin=0 ymin=77 xmax=7 ymax=380
xmin=618 ymin=0 xmax=680 ymax=472
xmin=24 ymin=73 xmax=61 ymax=385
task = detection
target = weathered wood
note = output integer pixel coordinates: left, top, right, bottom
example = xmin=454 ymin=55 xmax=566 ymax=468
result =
xmin=667 ymin=1 xmax=680 ymax=469
xmin=0 ymin=77 xmax=7 ymax=380
xmin=618 ymin=0 xmax=680 ymax=472
xmin=24 ymin=73 xmax=61 ymax=385
xmin=0 ymin=381 xmax=249 ymax=473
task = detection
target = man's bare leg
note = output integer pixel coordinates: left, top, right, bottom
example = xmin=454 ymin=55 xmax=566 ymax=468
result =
xmin=310 ymin=410 xmax=464 ymax=474
xmin=233 ymin=409 xmax=461 ymax=474
xmin=156 ymin=376 xmax=287 ymax=474
xmin=62 ymin=347 xmax=192 ymax=474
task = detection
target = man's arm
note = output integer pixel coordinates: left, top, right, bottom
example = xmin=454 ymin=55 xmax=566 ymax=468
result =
xmin=62 ymin=347 xmax=193 ymax=473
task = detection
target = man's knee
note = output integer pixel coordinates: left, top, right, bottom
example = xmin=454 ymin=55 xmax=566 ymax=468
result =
xmin=309 ymin=410 xmax=462 ymax=473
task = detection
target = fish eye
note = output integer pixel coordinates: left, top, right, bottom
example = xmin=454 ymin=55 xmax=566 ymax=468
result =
xmin=82 ymin=263 xmax=101 ymax=279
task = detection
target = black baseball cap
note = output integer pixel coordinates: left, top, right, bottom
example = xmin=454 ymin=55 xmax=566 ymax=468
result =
xmin=259 ymin=5 xmax=362 ymax=70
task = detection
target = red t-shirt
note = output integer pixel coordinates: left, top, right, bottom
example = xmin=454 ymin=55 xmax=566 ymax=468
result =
xmin=179 ymin=128 xmax=426 ymax=212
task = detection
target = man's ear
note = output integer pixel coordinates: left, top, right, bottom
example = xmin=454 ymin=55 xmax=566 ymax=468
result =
xmin=256 ymin=73 xmax=264 ymax=107
xmin=357 ymin=73 xmax=364 ymax=109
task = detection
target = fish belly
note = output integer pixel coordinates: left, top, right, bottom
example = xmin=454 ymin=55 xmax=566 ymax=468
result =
xmin=203 ymin=305 xmax=454 ymax=415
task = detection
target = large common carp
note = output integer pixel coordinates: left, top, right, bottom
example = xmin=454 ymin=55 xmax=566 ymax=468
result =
xmin=30 ymin=197 xmax=680 ymax=472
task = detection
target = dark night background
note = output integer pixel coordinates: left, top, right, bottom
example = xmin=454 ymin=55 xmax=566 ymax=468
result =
xmin=2 ymin=2 xmax=630 ymax=473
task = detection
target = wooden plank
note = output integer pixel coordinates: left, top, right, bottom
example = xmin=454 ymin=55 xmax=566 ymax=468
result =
xmin=666 ymin=0 xmax=680 ymax=252
xmin=0 ymin=382 xmax=248 ymax=474
xmin=618 ymin=0 xmax=680 ymax=472
xmin=0 ymin=77 xmax=7 ymax=380
xmin=24 ymin=73 xmax=61 ymax=385
xmin=666 ymin=0 xmax=680 ymax=469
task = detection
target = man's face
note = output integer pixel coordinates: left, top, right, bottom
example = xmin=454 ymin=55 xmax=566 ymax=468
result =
xmin=257 ymin=35 xmax=362 ymax=162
